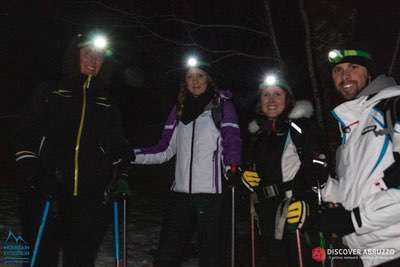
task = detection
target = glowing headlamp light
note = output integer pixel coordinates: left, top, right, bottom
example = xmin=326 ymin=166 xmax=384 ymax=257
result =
xmin=78 ymin=33 xmax=110 ymax=53
xmin=259 ymin=73 xmax=291 ymax=93
xmin=328 ymin=49 xmax=342 ymax=63
xmin=264 ymin=75 xmax=277 ymax=86
xmin=186 ymin=57 xmax=198 ymax=68
xmin=92 ymin=35 xmax=108 ymax=50
xmin=328 ymin=49 xmax=372 ymax=64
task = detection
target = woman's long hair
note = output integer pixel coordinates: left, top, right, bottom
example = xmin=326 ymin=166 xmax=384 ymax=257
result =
xmin=176 ymin=71 xmax=219 ymax=119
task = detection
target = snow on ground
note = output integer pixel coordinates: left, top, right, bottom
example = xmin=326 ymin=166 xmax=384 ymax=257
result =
xmin=0 ymin=174 xmax=363 ymax=267
xmin=0 ymin=173 xmax=221 ymax=267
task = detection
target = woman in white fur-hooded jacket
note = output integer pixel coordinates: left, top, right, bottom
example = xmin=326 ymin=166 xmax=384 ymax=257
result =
xmin=245 ymin=76 xmax=326 ymax=267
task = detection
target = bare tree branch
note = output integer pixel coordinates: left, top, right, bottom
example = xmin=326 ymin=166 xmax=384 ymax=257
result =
xmin=211 ymin=52 xmax=275 ymax=64
xmin=299 ymin=0 xmax=324 ymax=128
xmin=389 ymin=28 xmax=400 ymax=76
xmin=63 ymin=1 xmax=276 ymax=62
xmin=263 ymin=0 xmax=284 ymax=70
xmin=167 ymin=18 xmax=271 ymax=39
xmin=0 ymin=114 xmax=19 ymax=119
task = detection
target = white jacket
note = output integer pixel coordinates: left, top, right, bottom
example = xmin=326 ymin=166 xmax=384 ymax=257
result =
xmin=323 ymin=75 xmax=400 ymax=267
xmin=133 ymin=90 xmax=241 ymax=194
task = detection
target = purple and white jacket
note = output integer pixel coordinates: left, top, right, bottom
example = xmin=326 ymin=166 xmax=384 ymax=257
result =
xmin=133 ymin=90 xmax=241 ymax=194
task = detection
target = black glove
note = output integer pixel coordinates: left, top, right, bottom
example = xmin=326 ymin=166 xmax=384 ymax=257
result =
xmin=225 ymin=165 xmax=242 ymax=187
xmin=130 ymin=151 xmax=136 ymax=163
xmin=317 ymin=203 xmax=355 ymax=236
xmin=15 ymin=158 xmax=40 ymax=193
xmin=382 ymin=152 xmax=400 ymax=189
xmin=40 ymin=171 xmax=63 ymax=198
xmin=311 ymin=153 xmax=329 ymax=184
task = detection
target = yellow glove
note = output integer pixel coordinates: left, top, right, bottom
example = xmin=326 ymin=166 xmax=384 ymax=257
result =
xmin=286 ymin=200 xmax=308 ymax=232
xmin=242 ymin=170 xmax=261 ymax=191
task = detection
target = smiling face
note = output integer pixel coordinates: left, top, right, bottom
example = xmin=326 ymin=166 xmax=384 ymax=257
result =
xmin=260 ymin=86 xmax=287 ymax=119
xmin=331 ymin=62 xmax=370 ymax=100
xmin=80 ymin=46 xmax=105 ymax=76
xmin=185 ymin=67 xmax=209 ymax=96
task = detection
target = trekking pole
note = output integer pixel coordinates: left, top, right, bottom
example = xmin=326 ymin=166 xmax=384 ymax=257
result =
xmin=122 ymin=195 xmax=127 ymax=267
xmin=113 ymin=200 xmax=121 ymax=267
xmin=295 ymin=229 xmax=304 ymax=267
xmin=30 ymin=199 xmax=51 ymax=267
xmin=317 ymin=180 xmax=327 ymax=267
xmin=250 ymin=195 xmax=256 ymax=267
xmin=313 ymin=158 xmax=328 ymax=267
xmin=231 ymin=185 xmax=236 ymax=267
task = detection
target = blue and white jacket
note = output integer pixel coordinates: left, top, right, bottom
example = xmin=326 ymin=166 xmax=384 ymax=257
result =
xmin=323 ymin=75 xmax=400 ymax=267
xmin=133 ymin=90 xmax=241 ymax=194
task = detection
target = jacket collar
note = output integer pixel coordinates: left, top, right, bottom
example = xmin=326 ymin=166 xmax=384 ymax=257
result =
xmin=357 ymin=75 xmax=397 ymax=97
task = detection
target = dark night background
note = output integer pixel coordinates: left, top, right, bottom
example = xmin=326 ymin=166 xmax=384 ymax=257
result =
xmin=1 ymin=0 xmax=400 ymax=212
xmin=0 ymin=1 xmax=399 ymax=266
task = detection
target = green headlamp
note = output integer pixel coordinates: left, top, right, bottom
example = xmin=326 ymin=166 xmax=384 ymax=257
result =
xmin=259 ymin=74 xmax=293 ymax=95
xmin=328 ymin=49 xmax=372 ymax=64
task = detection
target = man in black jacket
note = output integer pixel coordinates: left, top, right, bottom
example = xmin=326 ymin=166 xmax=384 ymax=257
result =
xmin=15 ymin=32 xmax=130 ymax=267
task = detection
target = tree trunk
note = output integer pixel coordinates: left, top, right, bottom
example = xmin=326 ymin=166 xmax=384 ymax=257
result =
xmin=263 ymin=0 xmax=285 ymax=72
xmin=298 ymin=0 xmax=324 ymax=129
xmin=389 ymin=28 xmax=400 ymax=76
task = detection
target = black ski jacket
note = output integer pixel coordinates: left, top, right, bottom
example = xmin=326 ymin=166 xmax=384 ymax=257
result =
xmin=16 ymin=37 xmax=129 ymax=198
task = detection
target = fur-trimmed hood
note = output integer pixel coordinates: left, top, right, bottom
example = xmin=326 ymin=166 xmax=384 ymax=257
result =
xmin=248 ymin=100 xmax=314 ymax=133
xmin=288 ymin=100 xmax=314 ymax=119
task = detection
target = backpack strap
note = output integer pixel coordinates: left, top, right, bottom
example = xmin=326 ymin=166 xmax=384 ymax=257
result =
xmin=211 ymin=96 xmax=223 ymax=130
xmin=375 ymin=96 xmax=400 ymax=141
xmin=288 ymin=120 xmax=305 ymax=160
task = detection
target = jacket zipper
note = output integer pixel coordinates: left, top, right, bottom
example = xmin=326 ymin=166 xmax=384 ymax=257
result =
xmin=214 ymin=137 xmax=220 ymax=193
xmin=73 ymin=75 xmax=92 ymax=196
xmin=189 ymin=120 xmax=196 ymax=194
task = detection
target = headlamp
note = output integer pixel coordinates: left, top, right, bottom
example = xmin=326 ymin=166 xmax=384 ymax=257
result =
xmin=259 ymin=73 xmax=292 ymax=94
xmin=264 ymin=75 xmax=277 ymax=87
xmin=183 ymin=55 xmax=212 ymax=75
xmin=328 ymin=49 xmax=372 ymax=64
xmin=186 ymin=56 xmax=199 ymax=68
xmin=78 ymin=33 xmax=109 ymax=52
xmin=92 ymin=35 xmax=108 ymax=50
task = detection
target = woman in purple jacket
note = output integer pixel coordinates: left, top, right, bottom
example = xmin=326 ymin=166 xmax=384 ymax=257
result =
xmin=132 ymin=55 xmax=241 ymax=267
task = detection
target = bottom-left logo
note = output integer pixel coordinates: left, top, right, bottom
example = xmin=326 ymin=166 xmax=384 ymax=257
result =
xmin=1 ymin=229 xmax=30 ymax=264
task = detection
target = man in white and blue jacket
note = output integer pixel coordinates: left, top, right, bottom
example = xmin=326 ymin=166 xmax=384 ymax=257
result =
xmin=319 ymin=45 xmax=400 ymax=267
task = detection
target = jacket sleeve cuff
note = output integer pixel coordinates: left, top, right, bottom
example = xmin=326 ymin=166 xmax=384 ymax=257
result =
xmin=15 ymin=150 xmax=38 ymax=162
xmin=351 ymin=207 xmax=362 ymax=234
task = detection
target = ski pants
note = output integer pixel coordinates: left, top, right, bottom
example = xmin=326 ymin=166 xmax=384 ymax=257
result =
xmin=154 ymin=192 xmax=224 ymax=267
xmin=255 ymin=197 xmax=321 ymax=267
xmin=20 ymin=193 xmax=112 ymax=267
